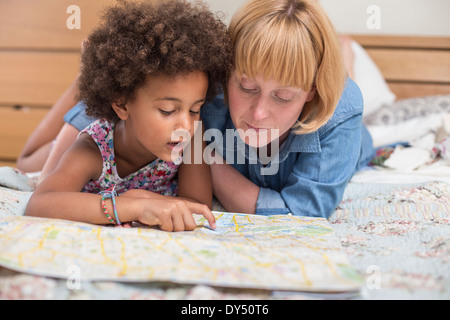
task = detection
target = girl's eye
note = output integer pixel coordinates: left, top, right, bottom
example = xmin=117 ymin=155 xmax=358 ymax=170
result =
xmin=190 ymin=110 xmax=200 ymax=115
xmin=159 ymin=109 xmax=174 ymax=116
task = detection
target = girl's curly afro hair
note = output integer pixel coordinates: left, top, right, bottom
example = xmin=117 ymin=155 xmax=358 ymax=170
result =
xmin=77 ymin=0 xmax=233 ymax=122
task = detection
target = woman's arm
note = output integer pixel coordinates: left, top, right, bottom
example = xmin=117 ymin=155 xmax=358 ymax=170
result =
xmin=209 ymin=117 xmax=369 ymax=218
xmin=210 ymin=160 xmax=260 ymax=214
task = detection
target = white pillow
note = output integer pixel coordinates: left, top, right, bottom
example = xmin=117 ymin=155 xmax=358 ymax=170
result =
xmin=351 ymin=41 xmax=396 ymax=117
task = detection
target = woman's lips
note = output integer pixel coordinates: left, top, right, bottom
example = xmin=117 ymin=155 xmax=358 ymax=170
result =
xmin=245 ymin=122 xmax=269 ymax=133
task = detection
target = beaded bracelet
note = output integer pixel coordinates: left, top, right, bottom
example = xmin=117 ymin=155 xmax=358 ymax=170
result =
xmin=101 ymin=195 xmax=116 ymax=224
xmin=100 ymin=186 xmax=121 ymax=225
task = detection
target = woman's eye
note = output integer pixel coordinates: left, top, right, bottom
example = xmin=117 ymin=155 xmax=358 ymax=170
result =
xmin=275 ymin=95 xmax=292 ymax=103
xmin=190 ymin=110 xmax=200 ymax=115
xmin=239 ymin=84 xmax=258 ymax=94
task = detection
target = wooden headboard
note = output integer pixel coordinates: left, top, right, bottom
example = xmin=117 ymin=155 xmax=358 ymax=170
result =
xmin=351 ymin=35 xmax=450 ymax=100
xmin=0 ymin=10 xmax=449 ymax=167
xmin=0 ymin=0 xmax=116 ymax=167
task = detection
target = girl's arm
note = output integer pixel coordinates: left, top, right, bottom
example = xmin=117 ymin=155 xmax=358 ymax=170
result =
xmin=26 ymin=133 xmax=114 ymax=223
xmin=177 ymin=132 xmax=213 ymax=209
xmin=26 ymin=134 xmax=215 ymax=231
xmin=121 ymin=129 xmax=213 ymax=208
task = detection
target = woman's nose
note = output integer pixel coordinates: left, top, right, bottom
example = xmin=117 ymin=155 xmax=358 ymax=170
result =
xmin=251 ymin=96 xmax=270 ymax=121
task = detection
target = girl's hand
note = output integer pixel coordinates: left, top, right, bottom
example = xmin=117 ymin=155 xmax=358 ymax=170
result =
xmin=114 ymin=222 xmax=132 ymax=228
xmin=136 ymin=197 xmax=216 ymax=232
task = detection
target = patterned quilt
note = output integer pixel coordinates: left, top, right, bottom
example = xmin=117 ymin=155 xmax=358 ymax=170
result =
xmin=0 ymin=166 xmax=448 ymax=300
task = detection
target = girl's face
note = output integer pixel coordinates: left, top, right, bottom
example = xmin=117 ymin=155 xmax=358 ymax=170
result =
xmin=115 ymin=71 xmax=208 ymax=163
xmin=227 ymin=71 xmax=315 ymax=148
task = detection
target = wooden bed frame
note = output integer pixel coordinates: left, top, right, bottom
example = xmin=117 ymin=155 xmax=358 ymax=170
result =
xmin=351 ymin=35 xmax=450 ymax=100
xmin=0 ymin=0 xmax=115 ymax=167
xmin=0 ymin=11 xmax=449 ymax=166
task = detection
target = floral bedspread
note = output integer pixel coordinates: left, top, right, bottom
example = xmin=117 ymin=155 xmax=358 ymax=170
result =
xmin=0 ymin=167 xmax=448 ymax=299
xmin=331 ymin=180 xmax=449 ymax=299
xmin=3 ymin=94 xmax=449 ymax=299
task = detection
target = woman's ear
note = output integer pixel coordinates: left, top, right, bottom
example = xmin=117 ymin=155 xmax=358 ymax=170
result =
xmin=306 ymin=86 xmax=316 ymax=102
xmin=111 ymin=100 xmax=129 ymax=120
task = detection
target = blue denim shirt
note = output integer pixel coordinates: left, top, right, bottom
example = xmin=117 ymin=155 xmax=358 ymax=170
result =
xmin=64 ymin=78 xmax=374 ymax=219
xmin=200 ymin=78 xmax=374 ymax=218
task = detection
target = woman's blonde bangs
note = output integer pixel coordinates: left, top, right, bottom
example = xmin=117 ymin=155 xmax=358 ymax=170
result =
xmin=233 ymin=17 xmax=317 ymax=91
xmin=229 ymin=0 xmax=347 ymax=134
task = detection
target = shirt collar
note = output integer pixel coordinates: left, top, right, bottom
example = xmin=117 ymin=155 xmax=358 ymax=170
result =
xmin=282 ymin=130 xmax=321 ymax=153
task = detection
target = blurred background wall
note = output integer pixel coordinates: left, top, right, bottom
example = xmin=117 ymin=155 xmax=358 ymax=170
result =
xmin=0 ymin=0 xmax=448 ymax=166
xmin=202 ymin=0 xmax=450 ymax=36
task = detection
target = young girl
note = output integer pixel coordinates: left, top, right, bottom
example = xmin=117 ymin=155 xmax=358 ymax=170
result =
xmin=25 ymin=0 xmax=232 ymax=231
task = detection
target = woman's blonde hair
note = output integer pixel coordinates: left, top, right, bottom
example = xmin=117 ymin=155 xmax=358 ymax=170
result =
xmin=229 ymin=0 xmax=347 ymax=134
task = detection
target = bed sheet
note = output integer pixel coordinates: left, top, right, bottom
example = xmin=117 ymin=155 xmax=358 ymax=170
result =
xmin=0 ymin=95 xmax=449 ymax=300
xmin=0 ymin=168 xmax=448 ymax=300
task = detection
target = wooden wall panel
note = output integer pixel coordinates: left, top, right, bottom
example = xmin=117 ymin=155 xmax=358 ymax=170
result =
xmin=389 ymin=83 xmax=450 ymax=100
xmin=0 ymin=51 xmax=80 ymax=108
xmin=351 ymin=35 xmax=450 ymax=50
xmin=0 ymin=0 xmax=117 ymax=165
xmin=0 ymin=0 xmax=116 ymax=50
xmin=352 ymin=35 xmax=450 ymax=99
xmin=365 ymin=49 xmax=450 ymax=83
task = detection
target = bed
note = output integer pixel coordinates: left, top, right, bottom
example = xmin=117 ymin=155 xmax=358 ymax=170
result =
xmin=0 ymin=34 xmax=449 ymax=300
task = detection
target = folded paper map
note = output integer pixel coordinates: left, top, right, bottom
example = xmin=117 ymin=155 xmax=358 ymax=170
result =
xmin=0 ymin=212 xmax=362 ymax=292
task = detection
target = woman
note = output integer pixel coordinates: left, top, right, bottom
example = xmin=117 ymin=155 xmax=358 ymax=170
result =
xmin=19 ymin=0 xmax=374 ymax=218
xmin=203 ymin=0 xmax=374 ymax=217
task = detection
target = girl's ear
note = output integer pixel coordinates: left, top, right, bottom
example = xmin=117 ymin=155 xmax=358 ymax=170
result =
xmin=111 ymin=100 xmax=129 ymax=120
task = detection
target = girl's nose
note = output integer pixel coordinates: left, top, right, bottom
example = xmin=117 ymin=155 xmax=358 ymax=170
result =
xmin=176 ymin=112 xmax=191 ymax=132
xmin=172 ymin=112 xmax=193 ymax=144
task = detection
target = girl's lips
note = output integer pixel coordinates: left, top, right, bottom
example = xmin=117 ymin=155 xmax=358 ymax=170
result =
xmin=167 ymin=141 xmax=185 ymax=151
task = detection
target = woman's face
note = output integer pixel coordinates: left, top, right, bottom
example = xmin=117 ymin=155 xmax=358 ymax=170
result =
xmin=227 ymin=71 xmax=316 ymax=148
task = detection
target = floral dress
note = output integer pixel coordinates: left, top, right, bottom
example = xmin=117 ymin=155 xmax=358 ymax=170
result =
xmin=80 ymin=119 xmax=181 ymax=196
